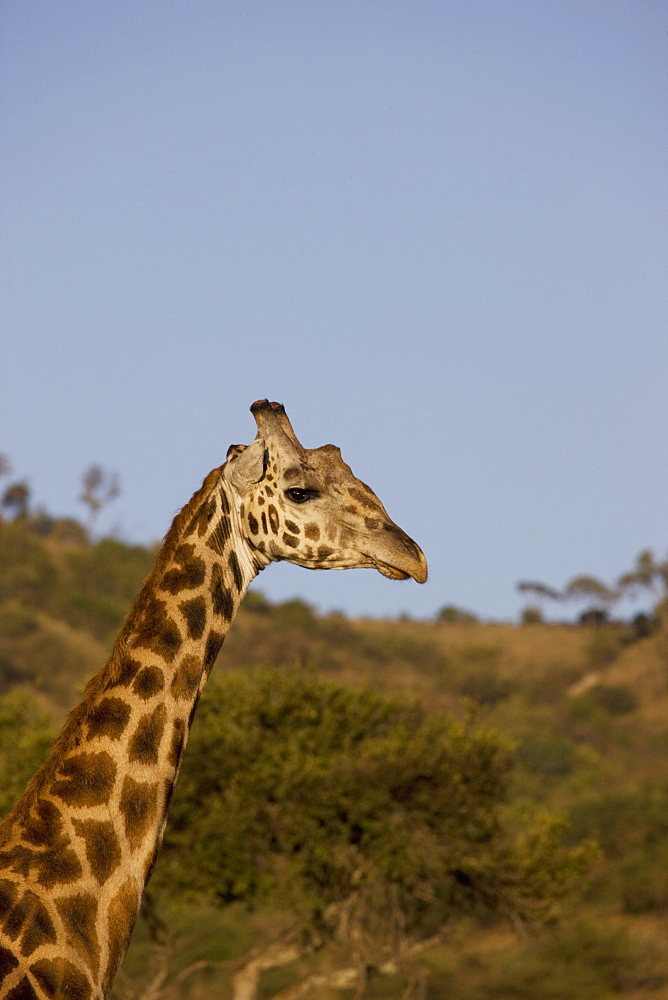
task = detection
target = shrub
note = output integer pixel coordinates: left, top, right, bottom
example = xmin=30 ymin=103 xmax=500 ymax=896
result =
xmin=0 ymin=521 xmax=57 ymax=607
xmin=274 ymin=598 xmax=316 ymax=629
xmin=517 ymin=732 xmax=578 ymax=777
xmin=242 ymin=589 xmax=272 ymax=614
xmin=437 ymin=605 xmax=479 ymax=624
xmin=457 ymin=670 xmax=515 ymax=707
xmin=0 ymin=605 xmax=39 ymax=640
xmin=521 ymin=605 xmax=543 ymax=625
xmin=569 ymin=684 xmax=638 ymax=723
xmin=588 ymin=683 xmax=637 ymax=715
xmin=585 ymin=630 xmax=622 ymax=667
xmin=480 ymin=919 xmax=666 ymax=998
xmin=0 ymin=690 xmax=54 ymax=817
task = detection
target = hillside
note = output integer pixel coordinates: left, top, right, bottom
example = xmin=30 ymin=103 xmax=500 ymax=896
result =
xmin=1 ymin=515 xmax=667 ymax=999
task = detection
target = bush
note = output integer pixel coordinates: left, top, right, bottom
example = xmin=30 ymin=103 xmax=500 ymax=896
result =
xmin=585 ymin=630 xmax=622 ymax=667
xmin=0 ymin=690 xmax=54 ymax=818
xmin=521 ymin=605 xmax=543 ymax=625
xmin=242 ymin=589 xmax=272 ymax=614
xmin=0 ymin=521 xmax=57 ymax=607
xmin=480 ymin=919 xmax=666 ymax=998
xmin=567 ymin=783 xmax=668 ymax=858
xmin=588 ymin=683 xmax=637 ymax=715
xmin=0 ymin=604 xmax=39 ymax=640
xmin=457 ymin=670 xmax=515 ymax=707
xmin=619 ymin=848 xmax=668 ymax=914
xmin=437 ymin=605 xmax=478 ymax=624
xmin=569 ymin=684 xmax=638 ymax=723
xmin=517 ymin=732 xmax=578 ymax=777
xmin=58 ymin=590 xmax=125 ymax=640
xmin=274 ymin=598 xmax=316 ymax=629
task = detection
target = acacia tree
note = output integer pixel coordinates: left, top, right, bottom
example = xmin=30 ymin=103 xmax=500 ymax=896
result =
xmin=1 ymin=480 xmax=31 ymax=521
xmin=618 ymin=549 xmax=668 ymax=611
xmin=79 ymin=464 xmax=120 ymax=532
xmin=518 ymin=551 xmax=668 ymax=625
xmin=119 ymin=669 xmax=595 ymax=1000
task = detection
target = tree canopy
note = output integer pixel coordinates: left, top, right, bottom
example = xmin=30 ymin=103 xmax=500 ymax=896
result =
xmin=152 ymin=668 xmax=595 ymax=995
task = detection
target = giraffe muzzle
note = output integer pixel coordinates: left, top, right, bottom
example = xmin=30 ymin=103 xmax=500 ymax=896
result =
xmin=370 ymin=526 xmax=428 ymax=584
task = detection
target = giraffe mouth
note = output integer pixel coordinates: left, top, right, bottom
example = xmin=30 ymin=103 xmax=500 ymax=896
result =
xmin=367 ymin=535 xmax=428 ymax=584
xmin=375 ymin=561 xmax=412 ymax=582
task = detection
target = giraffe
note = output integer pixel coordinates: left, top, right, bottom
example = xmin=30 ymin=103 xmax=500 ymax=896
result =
xmin=0 ymin=400 xmax=427 ymax=1000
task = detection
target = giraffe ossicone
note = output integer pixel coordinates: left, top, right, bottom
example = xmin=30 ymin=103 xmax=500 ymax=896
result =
xmin=0 ymin=400 xmax=427 ymax=1000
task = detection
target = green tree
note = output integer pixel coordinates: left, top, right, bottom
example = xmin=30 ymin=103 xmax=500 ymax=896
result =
xmin=141 ymin=669 xmax=594 ymax=1000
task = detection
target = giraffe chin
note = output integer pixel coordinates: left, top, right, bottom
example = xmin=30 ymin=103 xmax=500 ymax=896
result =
xmin=375 ymin=562 xmax=412 ymax=582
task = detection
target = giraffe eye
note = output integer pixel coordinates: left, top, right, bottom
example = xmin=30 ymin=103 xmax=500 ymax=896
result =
xmin=285 ymin=488 xmax=318 ymax=504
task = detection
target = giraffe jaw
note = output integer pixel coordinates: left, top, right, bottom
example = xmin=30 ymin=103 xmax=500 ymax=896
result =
xmin=375 ymin=562 xmax=413 ymax=582
xmin=373 ymin=557 xmax=428 ymax=584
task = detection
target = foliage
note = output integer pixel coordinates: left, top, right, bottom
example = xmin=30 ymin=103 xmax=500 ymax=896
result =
xmin=0 ymin=519 xmax=58 ymax=608
xmin=0 ymin=689 xmax=54 ymax=818
xmin=157 ymin=669 xmax=594 ymax=963
xmin=477 ymin=919 xmax=666 ymax=999
xmin=516 ymin=731 xmax=579 ymax=778
xmin=436 ymin=604 xmax=479 ymax=624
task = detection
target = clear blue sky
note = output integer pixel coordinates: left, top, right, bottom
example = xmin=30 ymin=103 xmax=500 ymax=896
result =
xmin=1 ymin=1 xmax=666 ymax=621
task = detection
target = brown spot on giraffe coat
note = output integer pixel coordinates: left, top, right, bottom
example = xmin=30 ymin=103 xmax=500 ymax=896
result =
xmin=207 ymin=515 xmax=231 ymax=554
xmin=160 ymin=544 xmax=206 ymax=594
xmin=168 ymin=719 xmax=186 ymax=770
xmin=203 ymin=631 xmax=224 ymax=676
xmin=179 ymin=595 xmax=207 ymax=640
xmin=132 ymin=597 xmax=182 ymax=663
xmin=55 ymin=893 xmax=100 ymax=977
xmin=102 ymin=878 xmax=139 ymax=995
xmin=5 ymin=974 xmax=39 ymax=999
xmin=21 ymin=800 xmax=63 ymax=848
xmin=85 ymin=698 xmax=132 ymax=740
xmin=51 ymin=752 xmax=116 ymax=809
xmin=267 ymin=504 xmax=279 ymax=534
xmin=36 ymin=848 xmax=83 ymax=892
xmin=71 ymin=820 xmax=121 ymax=886
xmin=0 ymin=943 xmax=19 ymax=984
xmin=132 ymin=666 xmax=165 ymax=700
xmin=211 ymin=563 xmax=234 ymax=621
xmin=110 ymin=655 xmax=142 ymax=689
xmin=128 ymin=706 xmax=167 ymax=766
xmin=119 ymin=777 xmax=159 ymax=851
xmin=0 ymin=886 xmax=56 ymax=957
xmin=170 ymin=655 xmax=201 ymax=701
xmin=30 ymin=956 xmax=93 ymax=1000
xmin=228 ymin=551 xmax=243 ymax=592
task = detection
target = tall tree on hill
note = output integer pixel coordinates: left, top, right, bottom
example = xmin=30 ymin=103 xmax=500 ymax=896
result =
xmin=116 ymin=669 xmax=595 ymax=1000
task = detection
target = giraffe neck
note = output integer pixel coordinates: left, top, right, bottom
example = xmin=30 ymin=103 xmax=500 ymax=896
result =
xmin=0 ymin=467 xmax=260 ymax=1000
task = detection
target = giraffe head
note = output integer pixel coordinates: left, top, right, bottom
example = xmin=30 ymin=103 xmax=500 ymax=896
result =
xmin=222 ymin=400 xmax=427 ymax=583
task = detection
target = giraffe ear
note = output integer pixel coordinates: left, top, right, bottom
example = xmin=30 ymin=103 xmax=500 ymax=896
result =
xmin=226 ymin=437 xmax=267 ymax=493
